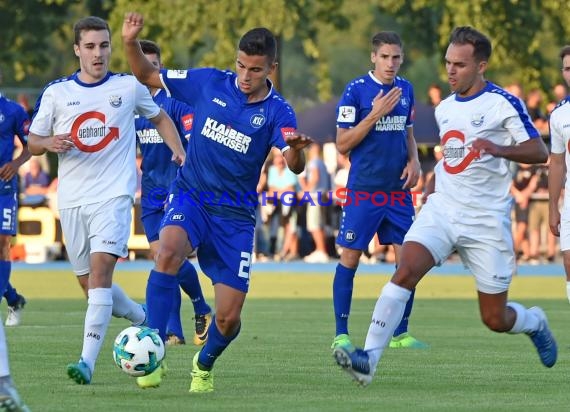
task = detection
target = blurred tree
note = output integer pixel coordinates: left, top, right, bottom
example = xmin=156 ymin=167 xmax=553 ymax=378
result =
xmin=0 ymin=0 xmax=75 ymax=82
xmin=108 ymin=0 xmax=348 ymax=100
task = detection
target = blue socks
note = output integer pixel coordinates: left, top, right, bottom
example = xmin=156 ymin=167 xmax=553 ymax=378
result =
xmin=3 ymin=282 xmax=18 ymax=305
xmin=332 ymin=263 xmax=356 ymax=336
xmin=165 ymin=287 xmax=184 ymax=340
xmin=393 ymin=287 xmax=416 ymax=337
xmin=0 ymin=261 xmax=11 ymax=302
xmin=198 ymin=316 xmax=240 ymax=370
xmin=146 ymin=270 xmax=179 ymax=341
xmin=177 ymin=260 xmax=211 ymax=315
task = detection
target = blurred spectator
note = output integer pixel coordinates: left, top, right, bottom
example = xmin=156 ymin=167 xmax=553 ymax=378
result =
xmin=21 ymin=157 xmax=51 ymax=206
xmin=527 ymin=160 xmax=558 ymax=263
xmin=547 ymin=83 xmax=568 ymax=115
xmin=254 ymin=158 xmax=271 ymax=261
xmin=504 ymin=82 xmax=524 ymax=99
xmin=427 ymin=83 xmax=443 ymax=107
xmin=511 ymin=163 xmax=537 ymax=262
xmin=300 ymin=143 xmax=331 ymax=263
xmin=266 ymin=149 xmax=299 ymax=261
xmin=525 ymin=88 xmax=548 ymax=135
xmin=16 ymin=93 xmax=34 ymax=117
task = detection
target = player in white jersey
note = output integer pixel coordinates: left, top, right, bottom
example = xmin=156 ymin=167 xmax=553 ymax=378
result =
xmin=334 ymin=26 xmax=557 ymax=387
xmin=27 ymin=16 xmax=185 ymax=385
xmin=548 ymin=45 xmax=570 ymax=303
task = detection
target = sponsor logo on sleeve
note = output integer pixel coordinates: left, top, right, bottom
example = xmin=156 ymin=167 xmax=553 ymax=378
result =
xmin=337 ymin=106 xmax=356 ymax=122
xmin=280 ymin=127 xmax=296 ymax=139
xmin=166 ymin=70 xmax=188 ymax=79
xmin=182 ymin=114 xmax=194 ymax=131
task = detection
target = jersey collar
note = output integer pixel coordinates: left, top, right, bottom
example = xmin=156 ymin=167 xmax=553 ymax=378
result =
xmin=73 ymin=70 xmax=112 ymax=88
xmin=233 ymin=76 xmax=274 ymax=103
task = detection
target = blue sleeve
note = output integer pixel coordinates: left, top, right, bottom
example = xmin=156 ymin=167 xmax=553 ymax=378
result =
xmin=168 ymin=99 xmax=194 ymax=139
xmin=271 ymin=103 xmax=297 ymax=150
xmin=336 ymin=82 xmax=358 ymax=128
xmin=14 ymin=105 xmax=30 ymax=145
xmin=160 ymin=67 xmax=215 ymax=107
xmin=407 ymin=84 xmax=415 ymax=127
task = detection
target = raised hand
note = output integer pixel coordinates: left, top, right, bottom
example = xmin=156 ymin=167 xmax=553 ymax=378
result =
xmin=122 ymin=12 xmax=145 ymax=42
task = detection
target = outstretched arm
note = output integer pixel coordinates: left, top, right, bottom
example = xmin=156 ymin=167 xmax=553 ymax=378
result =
xmin=122 ymin=12 xmax=163 ymax=89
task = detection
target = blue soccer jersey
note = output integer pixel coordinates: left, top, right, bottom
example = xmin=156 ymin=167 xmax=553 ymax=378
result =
xmin=0 ymin=94 xmax=30 ymax=195
xmin=135 ymin=89 xmax=193 ymax=200
xmin=159 ymin=67 xmax=295 ymax=221
xmin=337 ymin=73 xmax=414 ymax=192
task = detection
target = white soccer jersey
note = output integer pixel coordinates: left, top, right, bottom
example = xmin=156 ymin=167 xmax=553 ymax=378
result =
xmin=434 ymin=82 xmax=540 ymax=213
xmin=549 ymin=98 xmax=570 ymax=213
xmin=30 ymin=72 xmax=160 ymax=209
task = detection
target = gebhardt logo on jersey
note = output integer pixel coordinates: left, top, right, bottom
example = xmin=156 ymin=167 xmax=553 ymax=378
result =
xmin=375 ymin=115 xmax=406 ymax=131
xmin=137 ymin=129 xmax=163 ymax=144
xmin=441 ymin=130 xmax=480 ymax=174
xmin=337 ymin=106 xmax=356 ymax=123
xmin=109 ymin=95 xmax=122 ymax=108
xmin=250 ymin=114 xmax=265 ymax=128
xmin=201 ymin=117 xmax=251 ymax=154
xmin=182 ymin=114 xmax=193 ymax=131
xmin=71 ymin=111 xmax=119 ymax=153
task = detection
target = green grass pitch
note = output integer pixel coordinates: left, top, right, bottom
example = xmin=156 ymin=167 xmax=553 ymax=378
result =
xmin=2 ymin=269 xmax=569 ymax=411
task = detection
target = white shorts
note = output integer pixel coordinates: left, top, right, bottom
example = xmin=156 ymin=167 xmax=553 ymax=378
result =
xmin=559 ymin=211 xmax=570 ymax=251
xmin=60 ymin=195 xmax=133 ymax=276
xmin=306 ymin=202 xmax=324 ymax=232
xmin=404 ymin=193 xmax=515 ymax=294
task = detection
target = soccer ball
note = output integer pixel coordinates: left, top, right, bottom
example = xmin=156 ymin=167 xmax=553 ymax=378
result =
xmin=112 ymin=326 xmax=165 ymax=377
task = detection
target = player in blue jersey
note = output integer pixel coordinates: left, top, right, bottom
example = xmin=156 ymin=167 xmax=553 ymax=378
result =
xmin=332 ymin=32 xmax=427 ymax=353
xmin=0 ymin=84 xmax=30 ymax=329
xmin=123 ymin=12 xmax=311 ymax=393
xmin=135 ymin=39 xmax=212 ymax=358
xmin=0 ymin=69 xmax=31 ymax=411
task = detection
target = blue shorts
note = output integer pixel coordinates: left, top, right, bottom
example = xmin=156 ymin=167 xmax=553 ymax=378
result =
xmin=162 ymin=194 xmax=254 ymax=293
xmin=336 ymin=189 xmax=413 ymax=250
xmin=0 ymin=193 xmax=18 ymax=236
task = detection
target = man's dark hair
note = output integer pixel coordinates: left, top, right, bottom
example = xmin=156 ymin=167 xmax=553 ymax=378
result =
xmin=371 ymin=31 xmax=402 ymax=52
xmin=238 ymin=28 xmax=277 ymax=63
xmin=140 ymin=39 xmax=161 ymax=60
xmin=449 ymin=26 xmax=492 ymax=62
xmin=73 ymin=16 xmax=110 ymax=45
xmin=559 ymin=45 xmax=570 ymax=62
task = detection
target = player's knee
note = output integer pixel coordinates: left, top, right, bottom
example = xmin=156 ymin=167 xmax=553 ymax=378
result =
xmin=481 ymin=314 xmax=508 ymax=332
xmin=215 ymin=313 xmax=241 ymax=336
xmin=155 ymin=246 xmax=184 ymax=272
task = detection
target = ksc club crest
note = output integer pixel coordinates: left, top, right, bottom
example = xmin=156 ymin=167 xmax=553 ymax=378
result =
xmin=109 ymin=95 xmax=122 ymax=108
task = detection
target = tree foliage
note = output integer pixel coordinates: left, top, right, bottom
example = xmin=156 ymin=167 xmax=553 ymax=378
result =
xmin=4 ymin=0 xmax=570 ymax=105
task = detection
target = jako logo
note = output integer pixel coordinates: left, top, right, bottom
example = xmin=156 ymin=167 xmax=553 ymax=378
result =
xmin=212 ymin=97 xmax=227 ymax=107
xmin=171 ymin=213 xmax=185 ymax=221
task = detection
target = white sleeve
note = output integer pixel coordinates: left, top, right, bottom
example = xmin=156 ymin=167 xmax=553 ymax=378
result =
xmin=134 ymin=79 xmax=161 ymax=120
xmin=550 ymin=112 xmax=565 ymax=154
xmin=502 ymin=99 xmax=540 ymax=144
xmin=29 ymin=87 xmax=56 ymax=136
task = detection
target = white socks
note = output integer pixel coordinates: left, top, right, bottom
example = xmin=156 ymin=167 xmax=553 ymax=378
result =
xmin=0 ymin=321 xmax=9 ymax=376
xmin=507 ymin=301 xmax=540 ymax=334
xmin=566 ymin=281 xmax=570 ymax=304
xmin=81 ymin=288 xmax=113 ymax=373
xmin=364 ymin=282 xmax=411 ymax=371
xmin=111 ymin=283 xmax=145 ymax=325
